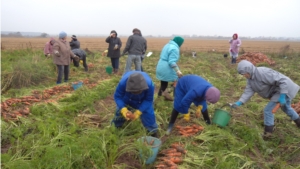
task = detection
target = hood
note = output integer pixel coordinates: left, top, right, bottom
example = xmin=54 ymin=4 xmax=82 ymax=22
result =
xmin=205 ymin=87 xmax=220 ymax=104
xmin=49 ymin=37 xmax=55 ymax=45
xmin=126 ymin=73 xmax=148 ymax=92
xmin=110 ymin=30 xmax=118 ymax=37
xmin=233 ymin=33 xmax=238 ymax=39
xmin=237 ymin=60 xmax=256 ymax=78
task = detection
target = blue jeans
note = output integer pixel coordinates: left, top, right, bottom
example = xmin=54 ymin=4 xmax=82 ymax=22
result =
xmin=125 ymin=55 xmax=142 ymax=73
xmin=264 ymin=96 xmax=299 ymax=126
xmin=56 ymin=65 xmax=69 ymax=84
xmin=111 ymin=58 xmax=119 ymax=69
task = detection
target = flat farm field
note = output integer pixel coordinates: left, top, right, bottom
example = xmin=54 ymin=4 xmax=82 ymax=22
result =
xmin=2 ymin=37 xmax=300 ymax=53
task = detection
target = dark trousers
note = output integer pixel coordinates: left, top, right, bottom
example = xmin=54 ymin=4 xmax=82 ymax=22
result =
xmin=56 ymin=65 xmax=69 ymax=84
xmin=231 ymin=57 xmax=236 ymax=64
xmin=158 ymin=81 xmax=169 ymax=96
xmin=73 ymin=57 xmax=88 ymax=71
xmin=111 ymin=58 xmax=119 ymax=69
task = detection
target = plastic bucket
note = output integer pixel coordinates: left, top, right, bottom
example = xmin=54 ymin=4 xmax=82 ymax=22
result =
xmin=72 ymin=81 xmax=83 ymax=90
xmin=105 ymin=66 xmax=113 ymax=75
xmin=137 ymin=136 xmax=161 ymax=164
xmin=212 ymin=109 xmax=231 ymax=127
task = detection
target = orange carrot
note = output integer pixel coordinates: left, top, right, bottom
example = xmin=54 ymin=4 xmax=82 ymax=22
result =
xmin=164 ymin=152 xmax=182 ymax=157
xmin=162 ymin=159 xmax=177 ymax=166
xmin=167 ymin=157 xmax=183 ymax=164
xmin=272 ymin=103 xmax=281 ymax=114
xmin=149 ymin=139 xmax=155 ymax=145
xmin=160 ymin=148 xmax=177 ymax=154
xmin=174 ymin=147 xmax=187 ymax=154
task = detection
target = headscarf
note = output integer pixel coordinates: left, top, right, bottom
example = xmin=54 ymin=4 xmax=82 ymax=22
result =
xmin=173 ymin=36 xmax=184 ymax=47
xmin=205 ymin=87 xmax=221 ymax=104
xmin=59 ymin=31 xmax=67 ymax=39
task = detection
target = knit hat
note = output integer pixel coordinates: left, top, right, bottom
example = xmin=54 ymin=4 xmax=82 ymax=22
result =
xmin=59 ymin=31 xmax=67 ymax=39
xmin=205 ymin=87 xmax=220 ymax=104
xmin=173 ymin=36 xmax=184 ymax=47
xmin=126 ymin=73 xmax=149 ymax=92
xmin=71 ymin=35 xmax=77 ymax=39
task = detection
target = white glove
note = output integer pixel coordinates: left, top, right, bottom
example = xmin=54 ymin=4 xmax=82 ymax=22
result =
xmin=47 ymin=54 xmax=51 ymax=58
xmin=237 ymin=44 xmax=241 ymax=47
xmin=54 ymin=51 xmax=60 ymax=56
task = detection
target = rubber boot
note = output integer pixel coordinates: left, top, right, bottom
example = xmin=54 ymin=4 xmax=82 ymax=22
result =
xmin=162 ymin=90 xmax=173 ymax=101
xmin=263 ymin=125 xmax=274 ymax=139
xmin=201 ymin=109 xmax=211 ymax=124
xmin=294 ymin=117 xmax=300 ymax=128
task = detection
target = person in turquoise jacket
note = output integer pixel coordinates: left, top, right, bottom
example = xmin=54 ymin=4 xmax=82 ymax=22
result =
xmin=111 ymin=71 xmax=158 ymax=137
xmin=166 ymin=75 xmax=221 ymax=135
xmin=156 ymin=36 xmax=184 ymax=101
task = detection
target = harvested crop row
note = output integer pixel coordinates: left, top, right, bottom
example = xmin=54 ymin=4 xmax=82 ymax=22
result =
xmin=237 ymin=52 xmax=275 ymax=65
xmin=175 ymin=124 xmax=204 ymax=137
xmin=291 ymin=100 xmax=300 ymax=115
xmin=1 ymin=78 xmax=98 ymax=122
xmin=155 ymin=143 xmax=186 ymax=169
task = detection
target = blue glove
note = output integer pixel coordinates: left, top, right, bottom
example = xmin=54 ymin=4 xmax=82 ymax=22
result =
xmin=278 ymin=94 xmax=286 ymax=105
xmin=166 ymin=123 xmax=174 ymax=135
xmin=231 ymin=101 xmax=242 ymax=109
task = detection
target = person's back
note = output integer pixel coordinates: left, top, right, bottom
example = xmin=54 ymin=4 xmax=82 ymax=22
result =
xmin=69 ymin=35 xmax=80 ymax=50
xmin=44 ymin=38 xmax=55 ymax=57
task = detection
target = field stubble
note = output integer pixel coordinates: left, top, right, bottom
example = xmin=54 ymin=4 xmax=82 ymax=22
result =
xmin=2 ymin=37 xmax=300 ymax=54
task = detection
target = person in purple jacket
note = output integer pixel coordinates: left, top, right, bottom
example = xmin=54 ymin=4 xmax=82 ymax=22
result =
xmin=166 ymin=75 xmax=221 ymax=135
xmin=44 ymin=37 xmax=55 ymax=58
xmin=229 ymin=33 xmax=242 ymax=64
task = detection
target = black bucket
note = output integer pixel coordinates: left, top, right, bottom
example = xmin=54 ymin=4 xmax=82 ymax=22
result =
xmin=224 ymin=54 xmax=228 ymax=58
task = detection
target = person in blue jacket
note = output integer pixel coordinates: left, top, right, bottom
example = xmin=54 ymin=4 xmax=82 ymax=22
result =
xmin=156 ymin=36 xmax=184 ymax=101
xmin=166 ymin=75 xmax=221 ymax=135
xmin=111 ymin=71 xmax=158 ymax=137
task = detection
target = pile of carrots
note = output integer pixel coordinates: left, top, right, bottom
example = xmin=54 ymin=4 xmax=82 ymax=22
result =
xmin=291 ymin=100 xmax=300 ymax=115
xmin=1 ymin=78 xmax=98 ymax=121
xmin=237 ymin=52 xmax=275 ymax=66
xmin=155 ymin=143 xmax=186 ymax=169
xmin=175 ymin=124 xmax=204 ymax=137
xmin=88 ymin=63 xmax=94 ymax=68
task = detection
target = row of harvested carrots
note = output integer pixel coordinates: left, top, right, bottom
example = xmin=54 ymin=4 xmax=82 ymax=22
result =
xmin=155 ymin=143 xmax=186 ymax=169
xmin=237 ymin=52 xmax=275 ymax=66
xmin=175 ymin=124 xmax=204 ymax=137
xmin=291 ymin=101 xmax=300 ymax=115
xmin=1 ymin=78 xmax=97 ymax=121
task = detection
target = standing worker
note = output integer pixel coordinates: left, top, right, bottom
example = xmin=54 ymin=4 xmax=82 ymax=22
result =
xmin=231 ymin=60 xmax=300 ymax=137
xmin=106 ymin=30 xmax=122 ymax=74
xmin=156 ymin=36 xmax=184 ymax=101
xmin=111 ymin=71 xmax=158 ymax=137
xmin=229 ymin=33 xmax=241 ymax=64
xmin=122 ymin=28 xmax=147 ymax=73
xmin=166 ymin=75 xmax=221 ymax=135
xmin=53 ymin=31 xmax=79 ymax=84
xmin=44 ymin=37 xmax=55 ymax=58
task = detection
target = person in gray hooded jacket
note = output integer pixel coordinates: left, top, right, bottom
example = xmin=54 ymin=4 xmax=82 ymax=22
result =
xmin=231 ymin=60 xmax=300 ymax=136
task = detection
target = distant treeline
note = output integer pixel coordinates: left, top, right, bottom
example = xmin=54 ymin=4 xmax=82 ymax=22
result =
xmin=2 ymin=32 xmax=300 ymax=41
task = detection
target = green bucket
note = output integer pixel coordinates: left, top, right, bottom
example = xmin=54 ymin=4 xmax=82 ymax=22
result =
xmin=105 ymin=66 xmax=113 ymax=75
xmin=212 ymin=109 xmax=231 ymax=127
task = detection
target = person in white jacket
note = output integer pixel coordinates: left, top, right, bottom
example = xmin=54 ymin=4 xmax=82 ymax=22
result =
xmin=231 ymin=60 xmax=300 ymax=136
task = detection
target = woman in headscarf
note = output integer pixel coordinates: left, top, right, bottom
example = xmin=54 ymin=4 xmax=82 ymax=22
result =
xmin=156 ymin=36 xmax=184 ymax=101
xmin=106 ymin=30 xmax=122 ymax=74
xmin=229 ymin=33 xmax=242 ymax=64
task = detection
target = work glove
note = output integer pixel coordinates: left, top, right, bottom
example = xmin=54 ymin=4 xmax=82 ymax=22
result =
xmin=176 ymin=70 xmax=183 ymax=78
xmin=133 ymin=110 xmax=142 ymax=120
xmin=114 ymin=44 xmax=118 ymax=50
xmin=231 ymin=101 xmax=242 ymax=109
xmin=278 ymin=93 xmax=286 ymax=106
xmin=196 ymin=105 xmax=203 ymax=118
xmin=166 ymin=123 xmax=174 ymax=135
xmin=183 ymin=112 xmax=190 ymax=122
xmin=54 ymin=51 xmax=60 ymax=56
xmin=120 ymin=107 xmax=130 ymax=120
xmin=73 ymin=55 xmax=80 ymax=62
xmin=47 ymin=54 xmax=51 ymax=58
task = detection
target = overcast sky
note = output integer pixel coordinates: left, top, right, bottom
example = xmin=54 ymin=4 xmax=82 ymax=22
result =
xmin=1 ymin=0 xmax=300 ymax=37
